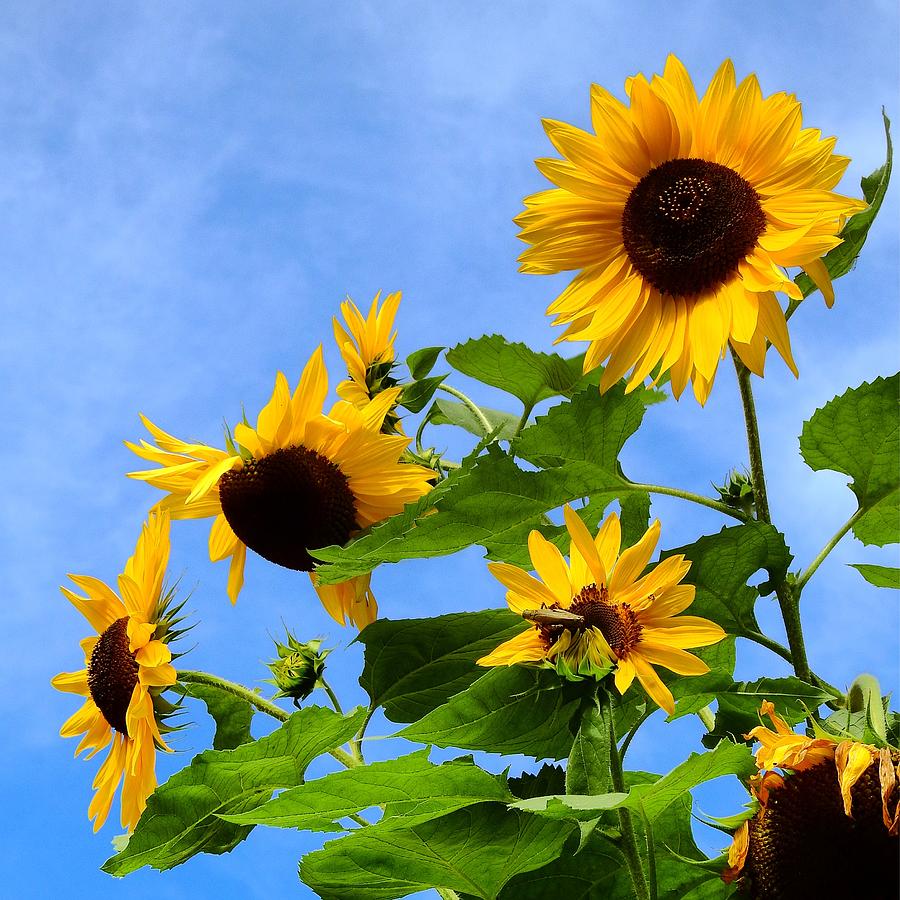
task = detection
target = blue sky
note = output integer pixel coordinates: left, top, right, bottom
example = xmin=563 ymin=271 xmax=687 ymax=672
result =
xmin=3 ymin=2 xmax=897 ymax=897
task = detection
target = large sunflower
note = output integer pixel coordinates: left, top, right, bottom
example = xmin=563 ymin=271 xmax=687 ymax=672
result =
xmin=516 ymin=55 xmax=867 ymax=403
xmin=51 ymin=512 xmax=180 ymax=832
xmin=478 ymin=505 xmax=726 ymax=714
xmin=126 ymin=347 xmax=434 ymax=628
xmin=723 ymin=701 xmax=899 ymax=897
xmin=333 ymin=290 xmax=402 ymax=411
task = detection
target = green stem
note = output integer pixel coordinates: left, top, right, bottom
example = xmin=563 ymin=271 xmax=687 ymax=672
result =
xmin=437 ymin=383 xmax=494 ymax=437
xmin=795 ymin=508 xmax=866 ymax=594
xmin=629 ymin=482 xmax=750 ymax=522
xmin=744 ymin=630 xmax=794 ymax=664
xmin=351 ymin=704 xmax=377 ymax=765
xmin=618 ymin=706 xmax=653 ymax=762
xmin=696 ymin=705 xmax=716 ymax=732
xmin=638 ymin=806 xmax=659 ymax=900
xmin=513 ymin=402 xmax=535 ymax=438
xmin=348 ymin=813 xmax=370 ymax=828
xmin=601 ymin=693 xmax=650 ymax=900
xmin=319 ymin=678 xmax=344 ymax=716
xmin=435 ymin=890 xmax=461 ymax=900
xmin=177 ymin=671 xmax=359 ymax=769
xmin=730 ymin=351 xmax=813 ymax=684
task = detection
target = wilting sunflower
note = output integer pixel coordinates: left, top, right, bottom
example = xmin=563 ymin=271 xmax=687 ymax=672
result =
xmin=723 ymin=700 xmax=899 ymax=897
xmin=478 ymin=505 xmax=726 ymax=713
xmin=126 ymin=347 xmax=434 ymax=628
xmin=51 ymin=512 xmax=181 ymax=832
xmin=333 ymin=291 xmax=403 ymax=423
xmin=516 ymin=55 xmax=867 ymax=403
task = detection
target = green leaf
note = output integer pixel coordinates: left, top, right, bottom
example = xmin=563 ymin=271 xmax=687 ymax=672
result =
xmin=499 ymin=772 xmax=731 ymax=899
xmin=178 ymin=681 xmax=254 ymax=751
xmin=800 ymin=373 xmax=899 ymax=547
xmin=314 ymin=384 xmax=649 ymax=583
xmin=446 ymin=334 xmax=585 ymax=407
xmin=703 ymin=677 xmax=834 ymax=747
xmin=399 ymin=666 xmax=593 ymax=760
xmin=299 ymin=804 xmax=574 ymax=900
xmin=406 ymin=346 xmax=445 ymax=380
xmin=428 ymin=397 xmax=520 ymax=440
xmin=619 ymin=491 xmax=652 ymax=550
xmin=795 ymin=111 xmax=892 ymax=299
xmin=566 ymin=703 xmax=612 ymax=796
xmin=399 ymin=373 xmax=447 ymax=414
xmin=515 ymin=741 xmax=754 ymax=826
xmin=663 ymin=523 xmax=792 ymax=638
xmin=508 ymin=763 xmax=566 ymax=800
xmin=357 ymin=609 xmax=526 ymax=723
xmin=221 ymin=749 xmax=513 ymax=832
xmin=101 ymin=706 xmax=365 ymax=875
xmin=850 ymin=563 xmax=900 ymax=589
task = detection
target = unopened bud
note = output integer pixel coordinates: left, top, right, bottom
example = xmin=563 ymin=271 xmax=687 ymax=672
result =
xmin=267 ymin=633 xmax=330 ymax=705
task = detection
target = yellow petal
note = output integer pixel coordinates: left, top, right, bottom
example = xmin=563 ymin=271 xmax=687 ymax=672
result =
xmin=527 ymin=531 xmax=573 ymax=604
xmin=227 ymin=542 xmax=246 ymax=605
xmin=487 ymin=562 xmax=559 ymax=613
xmin=594 ymin=512 xmax=622 ymax=577
xmin=801 ymin=256 xmax=835 ymax=308
xmin=632 ymin=654 xmax=675 ymax=715
xmin=477 ymin=628 xmax=547 ymax=666
xmin=563 ymin=505 xmax=607 ymax=587
xmin=135 ymin=639 xmax=171 ymax=668
xmin=609 ymin=519 xmax=661 ymax=595
xmin=835 ymin=740 xmax=875 ymax=818
xmin=51 ymin=670 xmax=89 ymax=696
xmin=636 ymin=643 xmax=711 ymax=675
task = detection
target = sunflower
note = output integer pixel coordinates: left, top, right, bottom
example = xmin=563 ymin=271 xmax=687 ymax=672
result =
xmin=477 ymin=504 xmax=726 ymax=714
xmin=51 ymin=512 xmax=181 ymax=832
xmin=126 ymin=347 xmax=434 ymax=628
xmin=333 ymin=291 xmax=402 ymax=412
xmin=723 ymin=701 xmax=899 ymax=897
xmin=516 ymin=55 xmax=867 ymax=404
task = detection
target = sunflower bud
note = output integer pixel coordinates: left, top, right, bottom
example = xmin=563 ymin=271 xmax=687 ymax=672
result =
xmin=714 ymin=469 xmax=755 ymax=515
xmin=267 ymin=633 xmax=330 ymax=705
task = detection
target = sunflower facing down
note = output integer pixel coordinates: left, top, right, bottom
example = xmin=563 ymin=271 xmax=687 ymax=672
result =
xmin=51 ymin=512 xmax=181 ymax=832
xmin=333 ymin=290 xmax=402 ymax=412
xmin=516 ymin=55 xmax=867 ymax=404
xmin=723 ymin=701 xmax=899 ymax=897
xmin=126 ymin=347 xmax=435 ymax=628
xmin=478 ymin=505 xmax=726 ymax=714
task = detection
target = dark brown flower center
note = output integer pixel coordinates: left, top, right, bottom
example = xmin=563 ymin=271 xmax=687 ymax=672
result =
xmin=745 ymin=755 xmax=899 ymax=899
xmin=621 ymin=158 xmax=766 ymax=297
xmin=88 ymin=617 xmax=139 ymax=735
xmin=218 ymin=445 xmax=358 ymax=572
xmin=537 ymin=583 xmax=642 ymax=657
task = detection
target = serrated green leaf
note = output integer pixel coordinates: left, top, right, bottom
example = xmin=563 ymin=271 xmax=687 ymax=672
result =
xmin=406 ymin=346 xmax=445 ymax=380
xmin=399 ymin=373 xmax=447 ymax=413
xmin=850 ymin=563 xmax=900 ymax=589
xmin=429 ymin=397 xmax=520 ymax=440
xmin=313 ymin=385 xmax=648 ymax=583
xmin=516 ymin=742 xmax=754 ymax=828
xmin=300 ymin=804 xmax=574 ymax=900
xmin=178 ymin=681 xmax=254 ymax=750
xmin=800 ymin=373 xmax=899 ymax=547
xmin=703 ymin=677 xmax=833 ymax=748
xmin=101 ymin=706 xmax=365 ymax=875
xmin=795 ymin=111 xmax=892 ymax=299
xmin=357 ymin=609 xmax=526 ymax=723
xmin=662 ymin=523 xmax=792 ymax=638
xmin=221 ymin=749 xmax=512 ymax=832
xmin=399 ymin=666 xmax=593 ymax=760
xmin=508 ymin=763 xmax=566 ymax=800
xmin=446 ymin=334 xmax=585 ymax=407
xmin=499 ymin=772 xmax=729 ymax=899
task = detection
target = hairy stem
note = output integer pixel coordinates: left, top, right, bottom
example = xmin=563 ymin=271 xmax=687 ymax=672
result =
xmin=601 ymin=693 xmax=651 ymax=900
xmin=629 ymin=482 xmax=750 ymax=522
xmin=177 ymin=670 xmax=359 ymax=769
xmin=730 ymin=351 xmax=813 ymax=684
xmin=437 ymin=383 xmax=494 ymax=437
xmin=796 ymin=507 xmax=866 ymax=594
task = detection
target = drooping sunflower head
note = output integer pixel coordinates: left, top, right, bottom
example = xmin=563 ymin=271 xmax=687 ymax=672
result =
xmin=333 ymin=291 xmax=403 ymax=420
xmin=478 ymin=504 xmax=726 ymax=713
xmin=723 ymin=701 xmax=900 ymax=897
xmin=126 ymin=347 xmax=435 ymax=628
xmin=51 ymin=512 xmax=183 ymax=832
xmin=516 ymin=55 xmax=867 ymax=404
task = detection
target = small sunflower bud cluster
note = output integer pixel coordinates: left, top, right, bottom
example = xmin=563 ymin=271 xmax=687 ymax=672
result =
xmin=267 ymin=632 xmax=330 ymax=706
xmin=714 ymin=469 xmax=755 ymax=516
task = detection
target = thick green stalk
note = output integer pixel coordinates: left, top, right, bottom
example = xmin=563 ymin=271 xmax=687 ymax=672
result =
xmin=601 ymin=694 xmax=651 ymax=900
xmin=177 ymin=670 xmax=359 ymax=769
xmin=629 ymin=482 xmax=750 ymax=522
xmin=796 ymin=507 xmax=866 ymax=593
xmin=437 ymin=383 xmax=494 ymax=437
xmin=730 ymin=352 xmax=812 ymax=684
